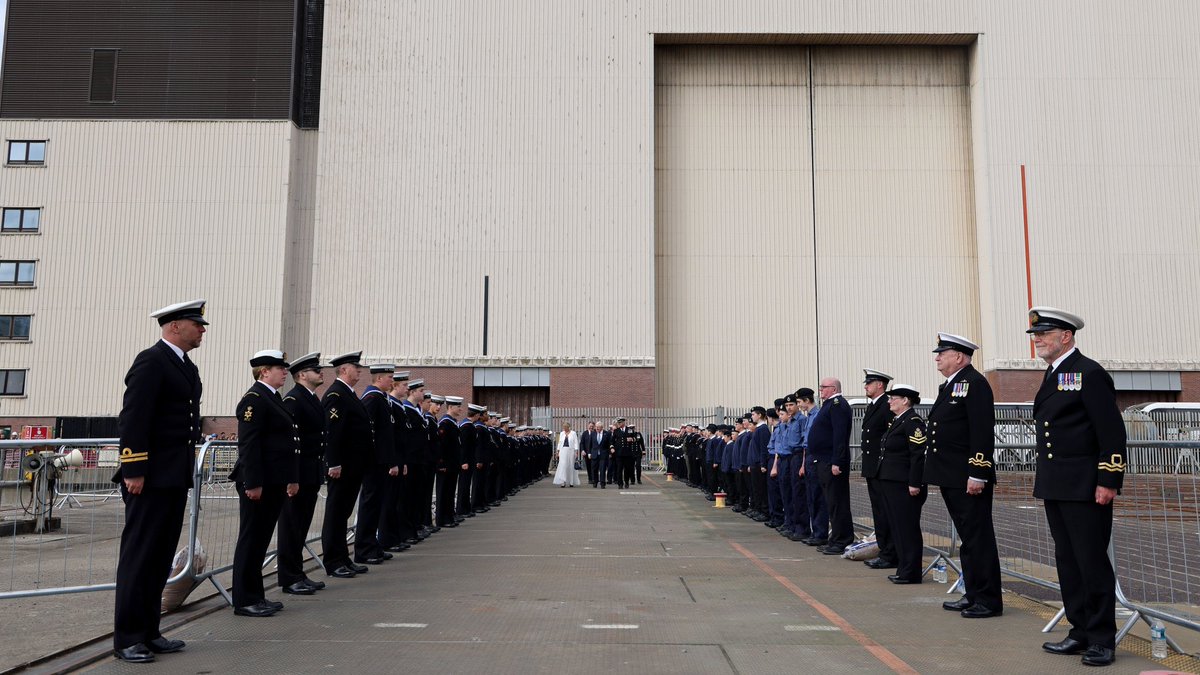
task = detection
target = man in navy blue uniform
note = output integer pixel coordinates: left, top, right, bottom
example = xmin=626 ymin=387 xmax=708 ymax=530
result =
xmin=1028 ymin=308 xmax=1126 ymax=667
xmin=320 ymin=351 xmax=373 ymax=579
xmin=925 ymin=333 xmax=1003 ymax=619
xmin=860 ymin=369 xmax=898 ymax=569
xmin=806 ymin=378 xmax=854 ymax=554
xmin=112 ymin=300 xmax=206 ymax=663
xmin=278 ymin=352 xmax=330 ymax=596
xmin=356 ymin=364 xmax=400 ymax=565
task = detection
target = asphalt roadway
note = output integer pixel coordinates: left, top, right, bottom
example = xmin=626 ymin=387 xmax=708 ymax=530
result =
xmin=27 ymin=474 xmax=1197 ymax=674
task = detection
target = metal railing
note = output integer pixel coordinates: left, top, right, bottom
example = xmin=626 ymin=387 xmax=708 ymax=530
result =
xmin=0 ymin=439 xmax=333 ymax=602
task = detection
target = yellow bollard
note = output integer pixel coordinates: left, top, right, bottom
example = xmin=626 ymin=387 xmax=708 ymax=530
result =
xmin=714 ymin=492 xmax=727 ymax=508
xmin=666 ymin=473 xmax=674 ymax=482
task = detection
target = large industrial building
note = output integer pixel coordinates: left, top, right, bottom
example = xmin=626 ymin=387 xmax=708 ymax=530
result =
xmin=2 ymin=1 xmax=1199 ymax=433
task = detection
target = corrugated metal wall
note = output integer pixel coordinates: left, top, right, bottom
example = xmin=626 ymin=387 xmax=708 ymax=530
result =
xmin=655 ymin=45 xmax=976 ymax=406
xmin=654 ymin=46 xmax=818 ymax=407
xmin=811 ymin=46 xmax=978 ymax=399
xmin=0 ymin=0 xmax=296 ymax=119
xmin=0 ymin=120 xmax=294 ymax=415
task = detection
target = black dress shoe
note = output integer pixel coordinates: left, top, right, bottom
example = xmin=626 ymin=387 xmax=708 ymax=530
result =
xmin=263 ymin=599 xmax=284 ymax=611
xmin=960 ymin=603 xmax=1002 ymax=618
xmin=328 ymin=566 xmax=356 ymax=578
xmin=113 ymin=644 xmax=155 ymax=663
xmin=888 ymin=575 xmax=921 ymax=585
xmin=234 ymin=601 xmax=278 ymax=617
xmin=355 ymin=556 xmax=384 ymax=565
xmin=1042 ymin=637 xmax=1088 ymax=655
xmin=441 ymin=521 xmax=458 ymax=528
xmin=146 ymin=637 xmax=185 ymax=654
xmin=381 ymin=552 xmax=394 ymax=560
xmin=1080 ymin=645 xmax=1115 ymax=666
xmin=302 ymin=579 xmax=326 ymax=591
xmin=386 ymin=544 xmax=410 ymax=552
xmin=942 ymin=596 xmax=972 ymax=611
xmin=454 ymin=516 xmax=465 ymax=523
xmin=804 ymin=539 xmax=828 ymax=547
xmin=788 ymin=533 xmax=808 ymax=542
xmin=866 ymin=559 xmax=899 ymax=570
xmin=477 ymin=506 xmax=490 ymax=512
xmin=466 ymin=510 xmax=478 ymax=515
xmin=820 ymin=546 xmax=845 ymax=556
xmin=349 ymin=563 xmax=369 ymax=574
xmin=282 ymin=582 xmax=316 ymax=595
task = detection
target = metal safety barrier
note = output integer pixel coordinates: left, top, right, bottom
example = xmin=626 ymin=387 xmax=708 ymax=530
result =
xmin=0 ymin=439 xmax=335 ymax=603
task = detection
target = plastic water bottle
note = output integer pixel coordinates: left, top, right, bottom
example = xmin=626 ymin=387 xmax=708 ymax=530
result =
xmin=1151 ymin=620 xmax=1168 ymax=659
xmin=933 ymin=559 xmax=947 ymax=584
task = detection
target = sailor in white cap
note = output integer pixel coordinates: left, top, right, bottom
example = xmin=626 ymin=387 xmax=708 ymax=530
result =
xmin=278 ymin=352 xmax=330 ymax=596
xmin=112 ymin=300 xmax=208 ymax=662
xmin=355 ymin=364 xmax=399 ymax=565
xmin=926 ymin=332 xmax=1003 ymax=618
xmin=860 ymin=369 xmax=898 ymax=570
xmin=231 ymin=350 xmax=298 ymax=617
xmin=319 ymin=351 xmax=372 ymax=579
xmin=435 ymin=396 xmax=465 ymax=527
xmin=1027 ymin=307 xmax=1125 ymax=666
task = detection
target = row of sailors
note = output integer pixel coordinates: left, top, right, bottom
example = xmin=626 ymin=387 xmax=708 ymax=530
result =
xmin=664 ymin=316 xmax=1128 ymax=667
xmin=228 ymin=349 xmax=555 ymax=617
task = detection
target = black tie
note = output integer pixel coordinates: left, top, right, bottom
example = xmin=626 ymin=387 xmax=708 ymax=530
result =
xmin=1044 ymin=366 xmax=1055 ymax=383
xmin=938 ymin=382 xmax=947 ymax=393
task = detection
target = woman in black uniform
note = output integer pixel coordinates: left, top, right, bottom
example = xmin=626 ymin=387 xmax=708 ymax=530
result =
xmin=876 ymin=384 xmax=928 ymax=584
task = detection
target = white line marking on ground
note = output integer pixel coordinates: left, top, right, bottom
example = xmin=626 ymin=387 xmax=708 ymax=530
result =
xmin=620 ymin=491 xmax=661 ymax=495
xmin=373 ymin=623 xmax=428 ymax=628
xmin=785 ymin=625 xmax=841 ymax=632
xmin=582 ymin=624 xmax=639 ymax=630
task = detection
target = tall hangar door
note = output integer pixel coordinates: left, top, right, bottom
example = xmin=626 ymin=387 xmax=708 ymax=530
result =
xmin=655 ymin=45 xmax=978 ymax=407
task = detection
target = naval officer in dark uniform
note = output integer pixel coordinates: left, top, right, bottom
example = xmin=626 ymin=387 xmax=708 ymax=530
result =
xmin=925 ymin=332 xmax=1003 ymax=618
xmin=355 ymin=364 xmax=399 ymax=565
xmin=1028 ymin=307 xmax=1126 ymax=667
xmin=860 ymin=369 xmax=897 ymax=570
xmin=877 ymin=383 xmax=928 ymax=585
xmin=230 ymin=350 xmax=299 ymax=617
xmin=278 ymin=352 xmax=329 ymax=596
xmin=112 ymin=299 xmax=206 ymax=663
xmin=320 ymin=351 xmax=372 ymax=578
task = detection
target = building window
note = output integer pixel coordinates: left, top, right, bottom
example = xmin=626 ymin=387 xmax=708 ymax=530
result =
xmin=1 ymin=208 xmax=40 ymax=233
xmin=0 ymin=315 xmax=32 ymax=340
xmin=0 ymin=370 xmax=26 ymax=396
xmin=0 ymin=261 xmax=37 ymax=286
xmin=7 ymin=141 xmax=47 ymax=166
xmin=90 ymin=49 xmax=119 ymax=103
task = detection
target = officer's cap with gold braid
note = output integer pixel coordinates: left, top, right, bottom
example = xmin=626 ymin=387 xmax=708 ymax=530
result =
xmin=863 ymin=369 xmax=894 ymax=384
xmin=249 ymin=349 xmax=289 ymax=368
xmin=151 ymin=299 xmax=208 ymax=326
xmin=932 ymin=332 xmax=978 ymax=356
xmin=1026 ymin=306 xmax=1085 ymax=334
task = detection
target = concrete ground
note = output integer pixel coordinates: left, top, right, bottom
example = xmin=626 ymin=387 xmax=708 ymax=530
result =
xmin=14 ymin=474 xmax=1200 ymax=674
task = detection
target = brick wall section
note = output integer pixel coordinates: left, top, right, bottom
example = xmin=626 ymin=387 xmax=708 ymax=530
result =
xmin=0 ymin=416 xmax=57 ymax=437
xmin=404 ymin=367 xmax=475 ymax=401
xmin=550 ymin=368 xmax=655 ymax=408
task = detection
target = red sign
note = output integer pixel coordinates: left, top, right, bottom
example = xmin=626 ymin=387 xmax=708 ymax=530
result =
xmin=20 ymin=425 xmax=50 ymax=440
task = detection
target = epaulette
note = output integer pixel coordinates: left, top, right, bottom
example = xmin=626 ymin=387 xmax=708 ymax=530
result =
xmin=244 ymin=391 xmax=260 ymax=398
xmin=283 ymin=395 xmax=296 ymax=402
xmin=327 ymin=392 xmax=341 ymax=398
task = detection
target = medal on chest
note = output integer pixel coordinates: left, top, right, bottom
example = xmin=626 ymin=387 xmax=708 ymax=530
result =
xmin=951 ymin=382 xmax=969 ymax=397
xmin=1057 ymin=372 xmax=1082 ymax=391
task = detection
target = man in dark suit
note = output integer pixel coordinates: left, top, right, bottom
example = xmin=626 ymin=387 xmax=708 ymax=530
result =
xmin=1028 ymin=308 xmax=1126 ymax=667
xmin=860 ymin=369 xmax=897 ymax=570
xmin=435 ymin=397 xmax=465 ymax=527
xmin=807 ymin=379 xmax=854 ymax=554
xmin=230 ymin=350 xmax=299 ymax=617
xmin=320 ymin=351 xmax=372 ymax=578
xmin=378 ymin=372 xmax=413 ymax=552
xmin=925 ymin=332 xmax=1003 ymax=618
xmin=278 ymin=352 xmax=329 ymax=596
xmin=579 ymin=421 xmax=596 ymax=485
xmin=112 ymin=299 xmax=206 ymax=663
xmin=611 ymin=418 xmax=632 ymax=488
xmin=590 ymin=421 xmax=611 ymax=488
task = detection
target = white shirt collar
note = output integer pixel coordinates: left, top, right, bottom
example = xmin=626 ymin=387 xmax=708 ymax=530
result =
xmin=944 ymin=368 xmax=964 ymax=384
xmin=869 ymin=394 xmax=884 ymax=404
xmin=160 ymin=338 xmax=185 ymax=361
xmin=259 ymin=381 xmax=278 ymax=395
xmin=755 ymin=421 xmax=766 ymax=427
xmin=1051 ymin=347 xmax=1077 ymax=372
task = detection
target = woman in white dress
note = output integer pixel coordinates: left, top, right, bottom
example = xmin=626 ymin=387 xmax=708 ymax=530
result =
xmin=553 ymin=422 xmax=581 ymax=487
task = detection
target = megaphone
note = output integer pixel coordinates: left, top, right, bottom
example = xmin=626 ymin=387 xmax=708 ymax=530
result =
xmin=52 ymin=449 xmax=84 ymax=469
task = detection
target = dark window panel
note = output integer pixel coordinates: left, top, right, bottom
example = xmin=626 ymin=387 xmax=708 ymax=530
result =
xmin=90 ymin=49 xmax=119 ymax=103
